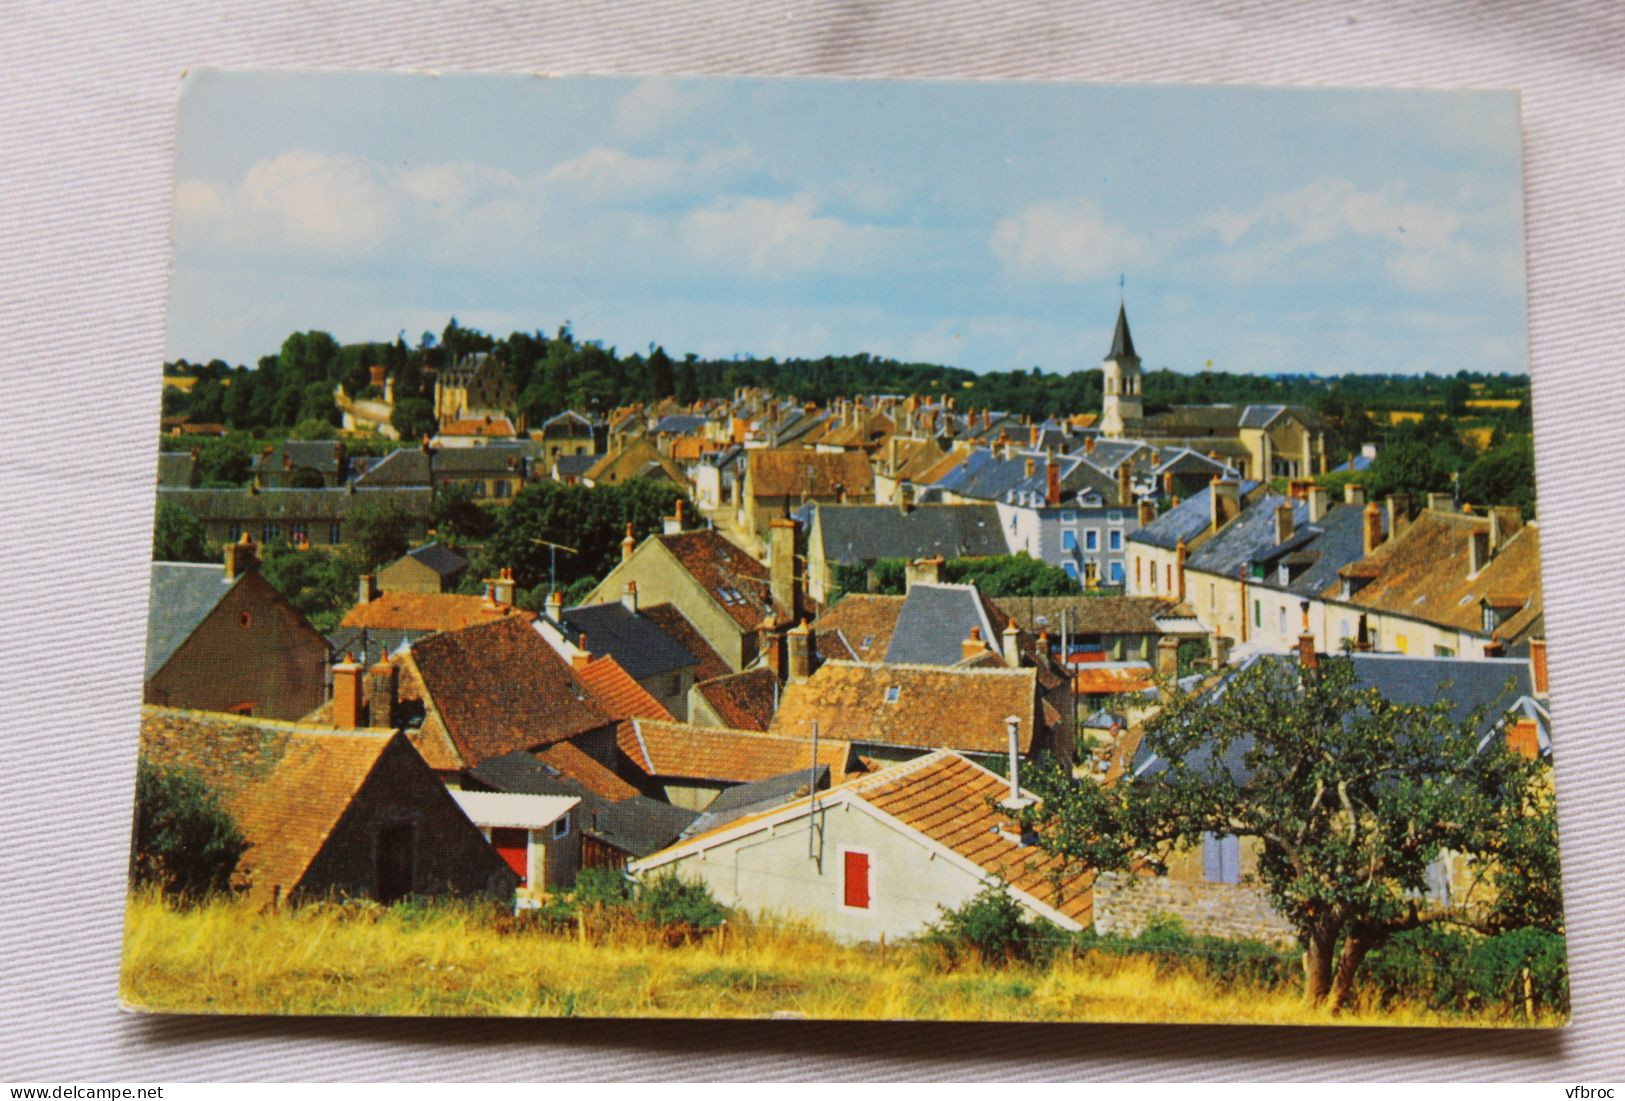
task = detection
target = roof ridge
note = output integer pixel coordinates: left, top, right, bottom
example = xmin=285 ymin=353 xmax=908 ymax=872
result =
xmin=822 ymin=659 xmax=1034 ymax=677
xmin=140 ymin=704 xmax=396 ymax=737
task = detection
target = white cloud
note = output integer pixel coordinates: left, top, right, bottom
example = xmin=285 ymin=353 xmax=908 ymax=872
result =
xmin=612 ymin=78 xmax=720 ymax=141
xmin=676 ymin=195 xmax=919 ymax=278
xmin=990 ymin=199 xmax=1153 ymax=282
xmin=543 ymin=144 xmax=753 ymax=205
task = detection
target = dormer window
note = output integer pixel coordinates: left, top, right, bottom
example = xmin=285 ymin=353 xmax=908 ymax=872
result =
xmin=884 ymin=685 xmax=901 ymax=704
xmin=1278 ymin=563 xmax=1292 ymax=586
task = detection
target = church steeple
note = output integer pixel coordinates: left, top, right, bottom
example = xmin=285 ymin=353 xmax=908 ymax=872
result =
xmin=1108 ymin=302 xmax=1136 ymax=360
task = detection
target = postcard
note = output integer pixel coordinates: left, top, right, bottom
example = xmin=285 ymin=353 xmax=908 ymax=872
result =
xmin=124 ymin=70 xmax=1566 ymax=1026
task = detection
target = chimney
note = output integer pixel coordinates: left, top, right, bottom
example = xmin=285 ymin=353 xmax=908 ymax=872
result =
xmin=545 ymin=590 xmax=563 ymax=622
xmin=1162 ymin=470 xmax=1174 ymax=498
xmin=223 ymin=533 xmax=258 ymax=581
xmin=1426 ymin=491 xmax=1455 ymax=513
xmin=621 ymin=522 xmax=636 ymax=562
xmin=1209 ymin=478 xmax=1241 ymax=533
xmin=485 ymin=568 xmax=516 ymax=606
xmin=1274 ymin=502 xmax=1295 ymax=546
xmin=366 ymin=661 xmax=398 ymax=728
xmin=1489 ymin=505 xmax=1523 ymax=550
xmin=1343 ymin=482 xmax=1366 ymax=507
xmin=1468 ymin=528 xmax=1492 ymax=575
xmin=1307 ymin=485 xmax=1330 ymax=524
xmin=961 ymin=626 xmax=989 ymax=661
xmin=1000 ymin=715 xmax=1028 ymax=808
xmin=1506 ymin=717 xmax=1542 ymax=761
xmin=897 ymin=489 xmax=913 ymax=515
xmin=1138 ymin=499 xmax=1156 ymax=527
xmin=1084 ymin=436 xmax=1096 ymax=455
xmin=1385 ymin=494 xmax=1414 ymax=539
xmin=1001 ymin=619 xmax=1022 ymax=669
xmin=571 ymin=633 xmax=591 ymax=670
xmin=1362 ymin=501 xmax=1384 ymax=557
xmin=1029 ymin=425 xmax=1040 ymax=447
xmin=1046 ymin=456 xmax=1061 ymax=507
xmin=770 ymin=518 xmax=799 ymax=619
xmin=1024 ymin=457 xmax=1036 ymax=480
xmin=332 ymin=654 xmax=364 ymax=729
xmin=1155 ymin=635 xmax=1181 ymax=702
xmin=905 ymin=555 xmax=943 ymax=591
xmin=1174 ymin=537 xmax=1189 ymax=602
xmin=356 ymin=571 xmax=377 ymax=604
xmin=1529 ymin=638 xmax=1549 ymax=699
xmin=787 ymin=618 xmax=813 ymax=683
xmin=663 ymin=499 xmax=685 ymax=535
xmin=622 ymin=580 xmax=639 ymax=614
xmin=1117 ymin=461 xmax=1133 ymax=507
xmin=1296 ymin=602 xmax=1317 ymax=670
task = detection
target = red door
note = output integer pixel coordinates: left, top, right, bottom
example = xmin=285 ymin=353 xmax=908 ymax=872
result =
xmin=491 ymin=827 xmax=528 ymax=886
xmin=843 ymin=850 xmax=870 ymax=909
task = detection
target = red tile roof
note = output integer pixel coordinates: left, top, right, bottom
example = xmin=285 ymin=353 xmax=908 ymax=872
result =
xmin=1073 ymin=663 xmax=1155 ymax=695
xmin=812 ymin=595 xmax=904 ymax=662
xmin=535 ymin=740 xmax=643 ymax=802
xmin=575 ymin=655 xmax=673 ymax=721
xmin=747 ymin=448 xmax=874 ymax=500
xmin=656 ymin=530 xmax=776 ymax=630
xmin=340 ymin=592 xmax=518 ymax=633
xmin=619 ymin=719 xmax=855 ymax=784
xmin=693 ymin=667 xmax=781 ymax=731
xmin=439 ymin=416 xmax=518 ymax=437
xmin=408 ymin=616 xmax=612 ymax=768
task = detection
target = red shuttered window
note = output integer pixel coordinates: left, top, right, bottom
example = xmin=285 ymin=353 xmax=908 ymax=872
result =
xmin=843 ymin=850 xmax=870 ymax=909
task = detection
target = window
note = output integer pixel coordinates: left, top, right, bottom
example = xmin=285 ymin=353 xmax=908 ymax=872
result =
xmin=552 ymin=813 xmax=571 ymax=840
xmin=1061 ymin=530 xmax=1078 ymax=551
xmin=238 ymin=611 xmax=253 ymax=629
xmin=1109 ymin=530 xmax=1122 ymax=551
xmin=1208 ymin=583 xmax=1217 ymax=611
xmin=884 ymin=685 xmax=901 ymax=704
xmin=1434 ymin=645 xmax=1455 ymax=657
xmin=1062 ymin=562 xmax=1079 ymax=581
xmin=290 ymin=523 xmax=307 ymax=546
xmin=329 ymin=521 xmax=342 ymax=544
xmin=1109 ymin=561 xmax=1124 ymax=584
xmin=1254 ymin=600 xmax=1261 ymax=628
xmin=262 ymin=523 xmax=280 ymax=543
xmin=1202 ymin=832 xmax=1241 ymax=884
xmin=1135 ymin=559 xmax=1142 ymax=587
xmin=842 ymin=849 xmax=871 ymax=909
xmin=1338 ymin=619 xmax=1351 ymax=641
xmin=1108 ymin=510 xmax=1124 ymax=523
xmin=1278 ymin=606 xmax=1288 ymax=636
xmin=1060 ymin=509 xmax=1076 ymax=524
xmin=1165 ymin=564 xmax=1173 ymax=592
xmin=227 ymin=523 xmax=242 ymax=542
xmin=494 ymin=480 xmax=511 ymax=499
xmin=1085 ymin=530 xmax=1098 ymax=551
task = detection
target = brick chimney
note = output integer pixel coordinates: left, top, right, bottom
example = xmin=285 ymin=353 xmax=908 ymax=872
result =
xmin=1362 ymin=501 xmax=1384 ymax=557
xmin=485 ymin=568 xmax=516 ymax=606
xmin=622 ymin=580 xmax=639 ymax=614
xmin=1506 ymin=717 xmax=1541 ymax=761
xmin=1307 ymin=485 xmax=1330 ymax=524
xmin=1274 ymin=501 xmax=1295 ymax=546
xmin=369 ymin=364 xmax=387 ymax=388
xmin=571 ymin=633 xmax=591 ymax=670
xmin=1117 ymin=461 xmax=1133 ymax=507
xmin=663 ymin=499 xmax=685 ymax=535
xmin=1209 ymin=478 xmax=1241 ymax=533
xmin=1174 ymin=536 xmax=1189 ymax=602
xmin=356 ymin=571 xmax=378 ymax=604
xmin=1084 ymin=436 xmax=1096 ymax=455
xmin=961 ymin=626 xmax=989 ymax=661
xmin=787 ymin=618 xmax=813 ymax=683
xmin=1029 ymin=425 xmax=1040 ymax=447
xmin=1002 ymin=619 xmax=1022 ymax=669
xmin=1024 ymin=457 xmax=1036 ymax=480
xmin=905 ymin=555 xmax=944 ymax=591
xmin=1529 ymin=638 xmax=1549 ymax=699
xmin=1344 ymin=482 xmax=1366 ymax=507
xmin=1046 ymin=456 xmax=1061 ymax=506
xmin=1385 ymin=494 xmax=1414 ymax=539
xmin=1296 ymin=602 xmax=1318 ymax=670
xmin=366 ymin=661 xmax=398 ymax=728
xmin=545 ymin=590 xmax=563 ymax=622
xmin=332 ymin=654 xmax=364 ymax=728
xmin=1489 ymin=505 xmax=1523 ymax=550
xmin=621 ymin=522 xmax=636 ymax=562
xmin=1138 ymin=499 xmax=1156 ymax=527
xmin=223 ymin=533 xmax=258 ymax=581
xmin=770 ymin=518 xmax=799 ymax=620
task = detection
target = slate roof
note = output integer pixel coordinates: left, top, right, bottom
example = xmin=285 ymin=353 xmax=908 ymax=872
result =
xmin=693 ymin=667 xmax=781 ymax=731
xmin=409 ymin=616 xmax=612 ymax=767
xmin=352 ymin=449 xmax=432 ymax=487
xmin=432 ymin=445 xmax=527 ymax=475
xmin=620 ymin=719 xmax=856 ymax=785
xmin=1108 ymin=303 xmax=1136 ymax=360
xmin=997 ymin=595 xmax=1188 ymax=637
xmin=397 ymin=541 xmax=469 ymax=581
xmin=138 ymin=707 xmax=402 ymax=905
xmin=1185 ymin=493 xmax=1307 ymax=578
xmin=639 ymin=603 xmax=732 ymax=682
xmin=156 ymin=452 xmax=197 ymax=488
xmin=323 ymin=625 xmax=424 ymax=665
xmin=552 ymin=452 xmax=598 ymax=477
xmin=340 ymin=592 xmax=519 ymax=634
xmin=656 ymin=530 xmax=776 ymax=630
xmin=156 ymin=486 xmax=434 ymax=521
xmin=680 ymin=766 xmax=831 ymax=839
xmin=929 ymin=447 xmax=1117 ymax=507
xmin=1128 ymin=481 xmax=1263 ymax=551
xmin=884 ymin=582 xmax=1002 ymax=666
xmin=253 ymin=440 xmax=347 ymax=478
xmin=1129 ymin=653 xmax=1546 ymax=783
xmin=145 ymin=563 xmax=239 ymax=678
xmin=769 ymin=661 xmax=1038 ymax=755
xmin=748 ymin=449 xmax=874 ymax=500
xmin=561 ymin=602 xmax=697 ymax=681
xmin=652 ymin=413 xmax=710 ymax=435
xmin=1333 ymin=510 xmax=1542 ymax=642
xmin=574 ymin=655 xmax=674 ymax=721
xmin=811 ymin=503 xmax=1007 ymax=565
xmin=1248 ymin=502 xmax=1376 ymax=597
xmin=811 ymin=594 xmax=905 ymax=663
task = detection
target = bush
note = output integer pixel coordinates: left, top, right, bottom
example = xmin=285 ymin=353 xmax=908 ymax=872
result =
xmin=1072 ymin=913 xmax=1299 ymax=992
xmin=1361 ymin=926 xmax=1568 ymax=1017
xmin=131 ymin=758 xmax=249 ymax=904
xmin=926 ymin=881 xmax=1049 ymax=966
xmin=573 ymin=866 xmax=633 ymax=908
xmin=635 ymin=872 xmax=727 ymax=929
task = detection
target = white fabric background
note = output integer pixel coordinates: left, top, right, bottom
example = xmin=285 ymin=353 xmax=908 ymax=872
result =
xmin=2 ymin=0 xmax=1621 ymax=1081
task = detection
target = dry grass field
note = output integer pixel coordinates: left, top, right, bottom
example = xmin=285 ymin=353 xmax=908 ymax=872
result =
xmin=119 ymin=892 xmax=1556 ymax=1027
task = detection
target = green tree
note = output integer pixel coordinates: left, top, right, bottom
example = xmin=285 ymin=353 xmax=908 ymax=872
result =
xmin=1458 ymin=436 xmax=1537 ymax=519
xmin=131 ymin=758 xmax=250 ymax=904
xmin=946 ymin=553 xmax=1081 ymax=596
xmin=391 ymin=396 xmax=436 ymax=442
xmin=480 ymin=479 xmax=687 ymax=590
xmin=430 ymin=481 xmax=497 ymax=543
xmin=346 ymin=494 xmax=417 ymax=571
xmin=1365 ymin=438 xmax=1455 ymax=502
xmin=259 ymin=543 xmax=362 ymax=631
xmin=194 ymin=435 xmax=255 ymax=487
xmin=1020 ymin=653 xmax=1560 ymax=1011
xmin=152 ymin=500 xmax=211 ymax=562
xmin=647 ymin=346 xmax=675 ymax=401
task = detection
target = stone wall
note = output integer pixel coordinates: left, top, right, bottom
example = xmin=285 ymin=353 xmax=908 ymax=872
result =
xmin=1093 ymin=870 xmax=1297 ymax=946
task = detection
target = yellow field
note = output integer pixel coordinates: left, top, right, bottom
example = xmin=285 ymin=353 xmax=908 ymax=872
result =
xmin=1467 ymin=398 xmax=1522 ymax=410
xmin=1461 ymin=427 xmax=1495 ymax=451
xmin=118 ymin=893 xmax=1552 ymax=1027
xmin=1385 ymin=410 xmax=1424 ymax=424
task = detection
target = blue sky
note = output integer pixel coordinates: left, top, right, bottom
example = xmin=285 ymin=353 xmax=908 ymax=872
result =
xmin=167 ymin=71 xmax=1527 ymax=377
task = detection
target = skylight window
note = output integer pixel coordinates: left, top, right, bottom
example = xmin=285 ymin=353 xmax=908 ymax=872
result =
xmin=861 ymin=634 xmax=875 ymax=648
xmin=884 ymin=685 xmax=901 ymax=704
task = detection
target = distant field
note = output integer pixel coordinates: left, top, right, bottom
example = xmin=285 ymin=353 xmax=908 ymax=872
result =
xmin=1461 ymin=427 xmax=1495 ymax=451
xmin=119 ymin=893 xmax=1552 ymax=1027
xmin=1386 ymin=410 xmax=1424 ymax=425
xmin=1467 ymin=398 xmax=1523 ymax=410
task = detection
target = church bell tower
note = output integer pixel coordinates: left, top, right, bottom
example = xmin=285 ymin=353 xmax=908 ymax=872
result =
xmin=1099 ymin=302 xmax=1142 ymax=438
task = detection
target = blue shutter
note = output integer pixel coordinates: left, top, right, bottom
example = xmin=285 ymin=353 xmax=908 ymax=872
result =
xmin=1202 ymin=832 xmax=1222 ymax=881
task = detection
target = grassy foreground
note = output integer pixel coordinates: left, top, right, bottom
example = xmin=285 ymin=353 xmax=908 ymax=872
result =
xmin=119 ymin=892 xmax=1552 ymax=1026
